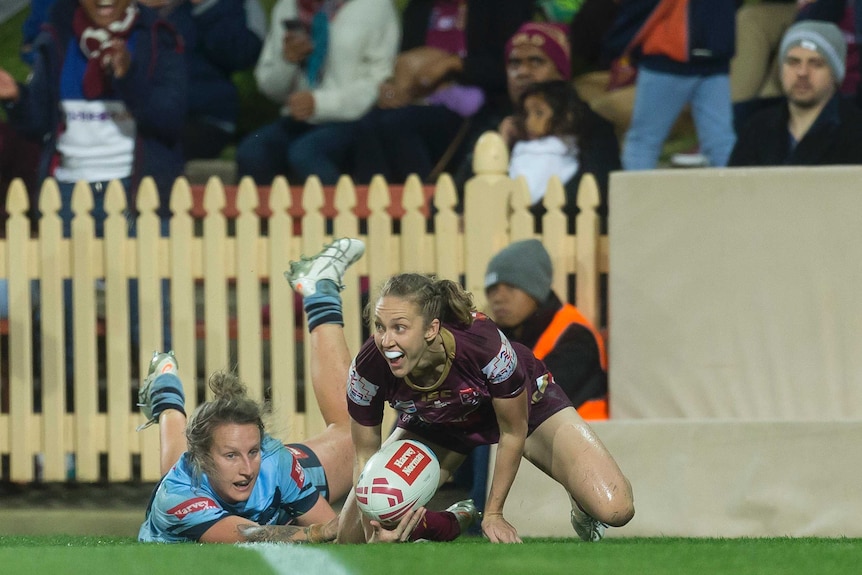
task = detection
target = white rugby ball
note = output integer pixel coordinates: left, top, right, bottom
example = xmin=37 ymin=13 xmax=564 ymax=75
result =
xmin=355 ymin=439 xmax=441 ymax=526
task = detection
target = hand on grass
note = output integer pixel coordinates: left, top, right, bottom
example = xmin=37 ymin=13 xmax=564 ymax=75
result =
xmin=481 ymin=512 xmax=522 ymax=543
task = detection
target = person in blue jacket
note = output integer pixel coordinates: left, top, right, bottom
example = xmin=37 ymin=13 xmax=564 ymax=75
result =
xmin=0 ymin=0 xmax=187 ymax=232
xmin=141 ymin=0 xmax=266 ymax=161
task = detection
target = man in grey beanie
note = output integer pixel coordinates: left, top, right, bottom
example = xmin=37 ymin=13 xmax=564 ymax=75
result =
xmin=484 ymin=239 xmax=608 ymax=414
xmin=729 ymin=19 xmax=862 ymax=166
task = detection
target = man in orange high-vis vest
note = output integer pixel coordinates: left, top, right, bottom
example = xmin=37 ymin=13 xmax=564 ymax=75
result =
xmin=485 ymin=239 xmax=608 ymax=420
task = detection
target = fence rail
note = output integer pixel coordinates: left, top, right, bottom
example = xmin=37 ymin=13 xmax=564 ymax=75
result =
xmin=0 ymin=132 xmax=607 ymax=483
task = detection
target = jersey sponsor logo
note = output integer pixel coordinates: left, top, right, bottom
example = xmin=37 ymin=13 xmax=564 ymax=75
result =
xmin=384 ymin=442 xmax=433 ymax=486
xmin=290 ymin=457 xmax=306 ymax=487
xmin=482 ymin=331 xmax=517 ymax=384
xmin=392 ymin=399 xmax=417 ymax=413
xmin=347 ymin=365 xmax=379 ymax=406
xmin=285 ymin=445 xmax=309 ymax=459
xmin=421 ymin=389 xmax=452 ymax=403
xmin=167 ymin=497 xmax=219 ymax=519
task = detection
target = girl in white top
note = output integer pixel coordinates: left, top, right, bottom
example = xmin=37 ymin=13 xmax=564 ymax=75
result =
xmin=508 ymin=79 xmax=586 ymax=205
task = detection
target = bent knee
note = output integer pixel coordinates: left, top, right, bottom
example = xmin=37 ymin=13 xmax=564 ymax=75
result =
xmin=605 ymin=498 xmax=635 ymax=528
xmin=602 ymin=483 xmax=635 ymax=527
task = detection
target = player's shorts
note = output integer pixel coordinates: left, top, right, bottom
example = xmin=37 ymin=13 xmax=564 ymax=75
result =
xmin=399 ymin=378 xmax=574 ymax=454
xmin=284 ymin=443 xmax=330 ymax=501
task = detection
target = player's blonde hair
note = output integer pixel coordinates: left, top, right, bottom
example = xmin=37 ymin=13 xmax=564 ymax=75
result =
xmin=185 ymin=371 xmax=265 ymax=478
xmin=365 ymin=273 xmax=476 ymax=329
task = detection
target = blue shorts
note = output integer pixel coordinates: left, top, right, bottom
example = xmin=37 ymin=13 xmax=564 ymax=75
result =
xmin=285 ymin=443 xmax=330 ymax=501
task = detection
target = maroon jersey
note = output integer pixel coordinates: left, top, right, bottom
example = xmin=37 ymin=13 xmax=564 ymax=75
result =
xmin=347 ymin=314 xmax=572 ymax=452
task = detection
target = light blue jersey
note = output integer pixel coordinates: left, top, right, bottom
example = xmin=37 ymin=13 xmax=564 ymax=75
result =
xmin=139 ymin=435 xmax=322 ymax=542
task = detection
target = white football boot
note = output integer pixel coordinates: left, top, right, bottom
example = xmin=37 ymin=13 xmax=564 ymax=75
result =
xmin=285 ymin=238 xmax=366 ymax=296
xmin=447 ymin=499 xmax=481 ymax=533
xmin=570 ymin=505 xmax=607 ymax=542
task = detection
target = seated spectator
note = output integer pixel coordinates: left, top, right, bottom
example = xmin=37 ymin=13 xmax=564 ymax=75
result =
xmin=236 ymin=0 xmax=399 ymax=186
xmin=458 ymin=21 xmax=620 ymax=228
xmin=729 ymin=20 xmax=862 ymax=165
xmin=507 ymin=79 xmax=586 ymax=205
xmin=139 ymin=0 xmax=266 ymax=161
xmin=352 ymin=0 xmax=535 ymax=185
xmin=621 ymin=0 xmax=737 ymax=170
xmin=731 ymin=0 xmax=859 ymax=132
xmin=0 ymin=0 xmax=187 ymax=234
xmin=352 ymin=0 xmax=478 ymax=185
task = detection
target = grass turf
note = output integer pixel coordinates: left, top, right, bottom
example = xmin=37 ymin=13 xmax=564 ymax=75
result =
xmin=1 ymin=536 xmax=861 ymax=575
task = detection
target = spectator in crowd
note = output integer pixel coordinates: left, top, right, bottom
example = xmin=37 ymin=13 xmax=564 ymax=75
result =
xmin=621 ymin=0 xmax=737 ymax=170
xmin=333 ymin=266 xmax=633 ymax=543
xmin=139 ymin=0 xmax=267 ymax=161
xmin=731 ymin=0 xmax=859 ymax=132
xmin=236 ymin=0 xmax=399 ymax=186
xmin=0 ymin=0 xmax=187 ymax=234
xmin=729 ymin=20 xmax=862 ymax=166
xmin=351 ymin=0 xmax=536 ymax=185
xmin=457 ymin=21 xmax=619 ymax=227
xmin=485 ymin=239 xmax=607 ymax=417
xmin=507 ymin=80 xmax=594 ymax=207
xmin=138 ymin=239 xmax=479 ymax=543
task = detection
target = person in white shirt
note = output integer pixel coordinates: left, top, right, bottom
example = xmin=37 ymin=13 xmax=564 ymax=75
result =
xmin=236 ymin=0 xmax=399 ymax=186
xmin=508 ymin=79 xmax=585 ymax=205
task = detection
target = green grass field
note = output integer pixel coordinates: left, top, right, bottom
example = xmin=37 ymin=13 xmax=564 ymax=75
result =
xmin=1 ymin=536 xmax=861 ymax=575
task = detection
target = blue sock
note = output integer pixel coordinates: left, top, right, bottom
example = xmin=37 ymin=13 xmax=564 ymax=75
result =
xmin=151 ymin=373 xmax=186 ymax=419
xmin=303 ymin=279 xmax=344 ymax=331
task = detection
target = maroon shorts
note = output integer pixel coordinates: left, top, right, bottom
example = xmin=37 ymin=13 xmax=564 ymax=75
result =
xmin=397 ymin=380 xmax=573 ymax=454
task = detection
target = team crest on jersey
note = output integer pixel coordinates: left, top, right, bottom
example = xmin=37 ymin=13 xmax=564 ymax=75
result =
xmin=167 ymin=497 xmax=219 ymax=519
xmin=392 ymin=400 xmax=417 ymax=413
xmin=459 ymin=388 xmax=481 ymax=406
xmin=482 ymin=331 xmax=517 ymax=384
xmin=347 ymin=364 xmax=379 ymax=406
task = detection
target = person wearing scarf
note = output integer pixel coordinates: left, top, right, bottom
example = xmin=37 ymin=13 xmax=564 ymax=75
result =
xmin=0 ymin=0 xmax=187 ymax=236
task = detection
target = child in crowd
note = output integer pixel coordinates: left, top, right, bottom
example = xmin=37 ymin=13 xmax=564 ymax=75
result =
xmin=507 ymin=79 xmax=586 ymax=205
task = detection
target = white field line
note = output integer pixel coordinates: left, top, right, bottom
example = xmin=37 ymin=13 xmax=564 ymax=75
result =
xmin=242 ymin=542 xmax=353 ymax=575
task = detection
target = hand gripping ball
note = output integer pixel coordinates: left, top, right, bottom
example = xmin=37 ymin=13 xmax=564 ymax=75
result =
xmin=355 ymin=439 xmax=441 ymax=526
